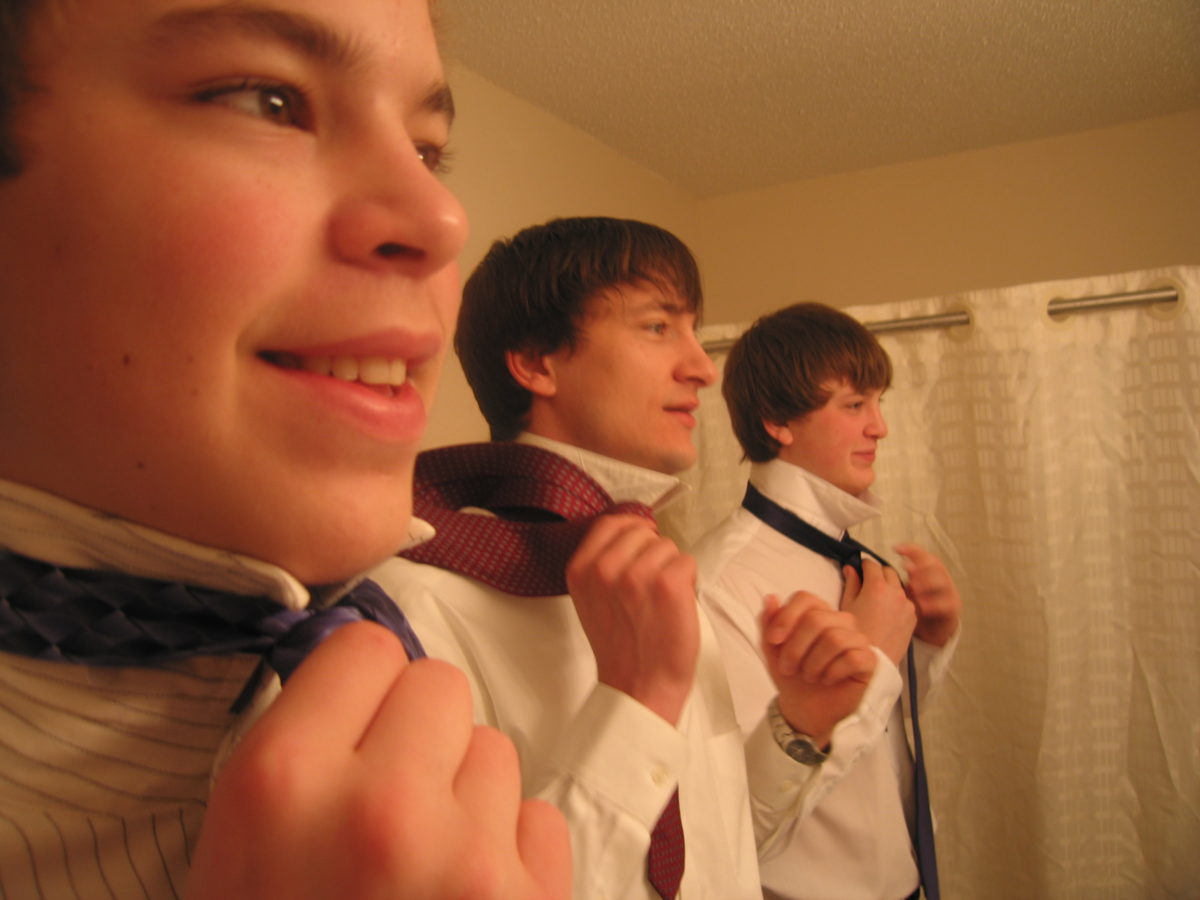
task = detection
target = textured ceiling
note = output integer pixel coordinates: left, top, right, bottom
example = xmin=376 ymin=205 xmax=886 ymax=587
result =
xmin=436 ymin=0 xmax=1200 ymax=197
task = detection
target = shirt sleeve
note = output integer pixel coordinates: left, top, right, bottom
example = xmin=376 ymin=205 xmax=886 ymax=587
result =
xmin=700 ymin=575 xmax=902 ymax=855
xmin=526 ymin=684 xmax=687 ymax=900
xmin=378 ymin=562 xmax=685 ymax=900
xmin=912 ymin=621 xmax=961 ymax=704
xmin=745 ymin=647 xmax=901 ymax=860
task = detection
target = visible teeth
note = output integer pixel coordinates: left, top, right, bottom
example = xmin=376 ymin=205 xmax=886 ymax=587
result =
xmin=331 ymin=356 xmax=359 ymax=381
xmin=358 ymin=357 xmax=409 ymax=386
xmin=296 ymin=354 xmax=408 ymax=387
xmin=359 ymin=357 xmax=390 ymax=385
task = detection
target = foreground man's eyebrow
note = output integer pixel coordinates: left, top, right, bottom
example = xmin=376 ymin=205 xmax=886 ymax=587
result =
xmin=148 ymin=3 xmax=366 ymax=69
xmin=421 ymin=82 xmax=455 ymax=124
xmin=148 ymin=4 xmax=455 ymax=125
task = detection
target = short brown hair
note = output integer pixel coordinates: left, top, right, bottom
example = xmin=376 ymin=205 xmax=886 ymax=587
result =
xmin=456 ymin=216 xmax=704 ymax=440
xmin=0 ymin=0 xmax=45 ymax=178
xmin=723 ymin=302 xmax=892 ymax=462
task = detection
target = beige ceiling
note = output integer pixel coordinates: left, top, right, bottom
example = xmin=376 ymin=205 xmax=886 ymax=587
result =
xmin=436 ymin=0 xmax=1200 ymax=197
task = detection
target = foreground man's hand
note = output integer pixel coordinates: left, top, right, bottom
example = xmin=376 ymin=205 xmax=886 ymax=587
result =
xmin=186 ymin=623 xmax=572 ymax=900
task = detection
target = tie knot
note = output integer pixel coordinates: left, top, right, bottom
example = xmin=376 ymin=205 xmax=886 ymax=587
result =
xmin=269 ymin=579 xmax=424 ymax=681
xmin=401 ymin=442 xmax=656 ymax=596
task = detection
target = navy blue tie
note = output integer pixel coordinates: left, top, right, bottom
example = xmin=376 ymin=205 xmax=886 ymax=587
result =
xmin=742 ymin=483 xmax=940 ymax=900
xmin=0 ymin=549 xmax=424 ymax=708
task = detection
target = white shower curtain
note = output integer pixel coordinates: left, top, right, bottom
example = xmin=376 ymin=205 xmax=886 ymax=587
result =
xmin=664 ymin=264 xmax=1200 ymax=900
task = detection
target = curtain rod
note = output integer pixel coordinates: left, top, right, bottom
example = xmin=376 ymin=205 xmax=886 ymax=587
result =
xmin=701 ymin=286 xmax=1180 ymax=352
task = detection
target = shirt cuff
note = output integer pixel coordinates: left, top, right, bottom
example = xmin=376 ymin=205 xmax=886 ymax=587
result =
xmin=913 ymin=622 xmax=960 ymax=693
xmin=545 ymin=682 xmax=688 ymax=828
xmin=748 ymin=647 xmax=901 ymax=820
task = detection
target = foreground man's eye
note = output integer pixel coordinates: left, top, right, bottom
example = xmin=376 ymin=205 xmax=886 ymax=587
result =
xmin=196 ymin=79 xmax=312 ymax=129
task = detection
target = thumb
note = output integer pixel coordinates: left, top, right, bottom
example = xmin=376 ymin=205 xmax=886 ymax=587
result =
xmin=840 ymin=565 xmax=861 ymax=606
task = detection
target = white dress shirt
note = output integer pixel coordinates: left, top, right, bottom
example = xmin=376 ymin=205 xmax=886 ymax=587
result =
xmin=692 ymin=459 xmax=957 ymax=900
xmin=0 ymin=478 xmax=429 ymax=899
xmin=374 ymin=435 xmax=817 ymax=900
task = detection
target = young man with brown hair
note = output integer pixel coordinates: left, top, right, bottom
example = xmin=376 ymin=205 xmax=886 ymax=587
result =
xmin=0 ymin=0 xmax=569 ymax=896
xmin=693 ymin=302 xmax=962 ymax=900
xmin=380 ymin=218 xmax=884 ymax=898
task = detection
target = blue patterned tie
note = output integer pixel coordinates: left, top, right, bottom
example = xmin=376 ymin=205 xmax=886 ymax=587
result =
xmin=0 ymin=549 xmax=424 ymax=705
xmin=742 ymin=483 xmax=940 ymax=900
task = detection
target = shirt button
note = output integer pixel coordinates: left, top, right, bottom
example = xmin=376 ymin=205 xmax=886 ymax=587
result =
xmin=651 ymin=767 xmax=670 ymax=787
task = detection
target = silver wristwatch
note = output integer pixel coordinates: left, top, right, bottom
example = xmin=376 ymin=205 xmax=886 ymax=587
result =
xmin=767 ymin=697 xmax=829 ymax=766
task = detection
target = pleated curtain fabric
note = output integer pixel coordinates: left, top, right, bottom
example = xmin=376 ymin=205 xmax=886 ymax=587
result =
xmin=676 ymin=264 xmax=1200 ymax=899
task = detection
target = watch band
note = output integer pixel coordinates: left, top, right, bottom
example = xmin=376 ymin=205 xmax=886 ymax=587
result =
xmin=767 ymin=696 xmax=829 ymax=766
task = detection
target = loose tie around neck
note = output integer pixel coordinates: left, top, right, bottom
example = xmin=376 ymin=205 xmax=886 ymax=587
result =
xmin=400 ymin=442 xmax=654 ymax=596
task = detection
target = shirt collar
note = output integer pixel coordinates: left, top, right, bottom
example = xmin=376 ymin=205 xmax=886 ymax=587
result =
xmin=749 ymin=458 xmax=882 ymax=538
xmin=516 ymin=433 xmax=688 ymax=513
xmin=0 ymin=478 xmax=433 ymax=611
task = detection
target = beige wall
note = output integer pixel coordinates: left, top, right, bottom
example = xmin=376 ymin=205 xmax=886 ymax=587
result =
xmin=692 ymin=109 xmax=1200 ymax=323
xmin=428 ymin=65 xmax=1200 ymax=446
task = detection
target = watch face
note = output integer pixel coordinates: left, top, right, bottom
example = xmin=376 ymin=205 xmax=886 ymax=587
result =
xmin=787 ymin=738 xmax=827 ymax=766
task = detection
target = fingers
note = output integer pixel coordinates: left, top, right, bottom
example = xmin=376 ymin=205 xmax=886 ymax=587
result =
xmin=790 ymin=620 xmax=870 ymax=684
xmin=894 ymin=543 xmax=944 ymax=587
xmin=567 ymin=513 xmax=697 ymax=624
xmin=567 ymin=512 xmax=699 ymax=725
xmin=761 ymin=591 xmax=824 ymax=647
xmin=516 ymin=799 xmax=573 ymax=900
xmin=893 ymin=544 xmax=951 ymax=597
xmin=569 ymin=513 xmax=657 ymax=564
xmin=859 ymin=556 xmax=903 ymax=587
xmin=761 ymin=592 xmax=782 ymax=623
xmin=895 ymin=543 xmax=961 ymax=647
xmin=358 ymin=657 xmax=473 ymax=771
xmin=567 ymin=514 xmax=679 ymax=589
xmin=840 ymin=565 xmax=861 ymax=605
xmin=821 ymin=644 xmax=878 ymax=684
xmin=194 ymin=629 xmax=573 ymax=900
xmin=763 ymin=592 xmax=865 ymax=683
xmin=573 ymin=513 xmax=686 ymax=571
xmin=566 ymin=514 xmax=696 ymax=631
xmin=793 ymin=620 xmax=868 ymax=683
xmin=893 ymin=542 xmax=930 ymax=568
xmin=452 ymin=725 xmax=524 ymax=846
xmin=253 ymin=621 xmax=410 ymax=756
xmin=841 ymin=558 xmax=903 ymax=608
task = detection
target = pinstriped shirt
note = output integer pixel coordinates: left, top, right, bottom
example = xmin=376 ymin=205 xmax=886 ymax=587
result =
xmin=0 ymin=479 xmax=430 ymax=899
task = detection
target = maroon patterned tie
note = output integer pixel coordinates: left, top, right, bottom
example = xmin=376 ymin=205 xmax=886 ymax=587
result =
xmin=399 ymin=442 xmax=684 ymax=895
xmin=401 ymin=442 xmax=654 ymax=595
xmin=647 ymin=790 xmax=685 ymax=898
